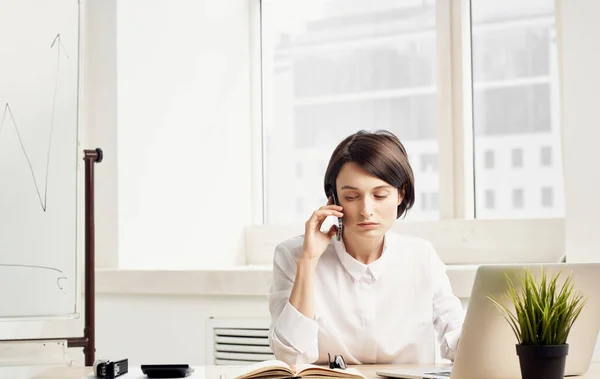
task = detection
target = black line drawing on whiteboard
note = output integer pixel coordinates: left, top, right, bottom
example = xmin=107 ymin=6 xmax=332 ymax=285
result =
xmin=0 ymin=264 xmax=67 ymax=292
xmin=0 ymin=34 xmax=70 ymax=212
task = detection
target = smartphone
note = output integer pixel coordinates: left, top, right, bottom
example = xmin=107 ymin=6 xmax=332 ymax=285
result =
xmin=330 ymin=191 xmax=343 ymax=241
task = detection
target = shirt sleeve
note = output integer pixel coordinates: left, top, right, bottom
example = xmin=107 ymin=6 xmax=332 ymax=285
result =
xmin=268 ymin=242 xmax=320 ymax=364
xmin=427 ymin=243 xmax=466 ymax=362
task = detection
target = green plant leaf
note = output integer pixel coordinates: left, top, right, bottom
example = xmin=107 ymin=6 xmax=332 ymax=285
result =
xmin=488 ymin=267 xmax=587 ymax=346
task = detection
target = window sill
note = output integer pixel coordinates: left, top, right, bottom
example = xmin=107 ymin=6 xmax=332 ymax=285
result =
xmin=96 ymin=265 xmax=478 ymax=298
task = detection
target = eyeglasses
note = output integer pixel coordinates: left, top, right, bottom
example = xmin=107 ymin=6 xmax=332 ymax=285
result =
xmin=328 ymin=353 xmax=347 ymax=370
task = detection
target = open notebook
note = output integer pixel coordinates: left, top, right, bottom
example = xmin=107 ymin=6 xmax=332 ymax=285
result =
xmin=223 ymin=360 xmax=367 ymax=379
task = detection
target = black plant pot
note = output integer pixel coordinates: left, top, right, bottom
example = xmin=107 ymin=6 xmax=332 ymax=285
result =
xmin=516 ymin=344 xmax=569 ymax=379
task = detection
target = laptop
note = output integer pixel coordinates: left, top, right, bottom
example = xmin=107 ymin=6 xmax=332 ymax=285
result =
xmin=377 ymin=263 xmax=600 ymax=379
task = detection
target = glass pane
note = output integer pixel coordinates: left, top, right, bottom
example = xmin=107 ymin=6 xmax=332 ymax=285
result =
xmin=472 ymin=0 xmax=565 ymax=219
xmin=262 ymin=0 xmax=440 ymax=224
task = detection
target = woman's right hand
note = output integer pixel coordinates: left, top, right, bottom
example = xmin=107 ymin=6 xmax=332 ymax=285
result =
xmin=301 ymin=198 xmax=344 ymax=261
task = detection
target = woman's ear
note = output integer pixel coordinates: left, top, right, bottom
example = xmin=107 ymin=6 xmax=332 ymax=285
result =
xmin=398 ymin=186 xmax=406 ymax=206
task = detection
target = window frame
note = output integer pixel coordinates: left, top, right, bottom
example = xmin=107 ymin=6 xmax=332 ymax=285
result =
xmin=253 ymin=0 xmax=565 ymax=264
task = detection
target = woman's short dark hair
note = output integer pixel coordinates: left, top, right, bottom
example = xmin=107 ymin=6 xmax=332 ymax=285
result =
xmin=323 ymin=130 xmax=415 ymax=219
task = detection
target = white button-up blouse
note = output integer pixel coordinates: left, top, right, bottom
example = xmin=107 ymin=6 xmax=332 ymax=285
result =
xmin=268 ymin=232 xmax=465 ymax=365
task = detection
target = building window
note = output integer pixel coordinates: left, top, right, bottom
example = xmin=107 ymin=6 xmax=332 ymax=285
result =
xmin=484 ymin=150 xmax=495 ymax=169
xmin=512 ymin=188 xmax=524 ymax=209
xmin=485 ymin=190 xmax=495 ymax=209
xmin=262 ymin=0 xmax=564 ymax=223
xmin=511 ymin=148 xmax=523 ymax=168
xmin=471 ymin=0 xmax=564 ymax=220
xmin=420 ymin=192 xmax=439 ymax=211
xmin=430 ymin=193 xmax=439 ymax=210
xmin=541 ymin=187 xmax=553 ymax=208
xmin=420 ymin=153 xmax=438 ymax=173
xmin=421 ymin=193 xmax=428 ymax=211
xmin=261 ymin=0 xmax=440 ymax=223
xmin=541 ymin=146 xmax=553 ymax=167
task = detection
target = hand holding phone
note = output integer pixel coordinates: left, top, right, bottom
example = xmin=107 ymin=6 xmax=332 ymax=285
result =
xmin=300 ymin=187 xmax=343 ymax=260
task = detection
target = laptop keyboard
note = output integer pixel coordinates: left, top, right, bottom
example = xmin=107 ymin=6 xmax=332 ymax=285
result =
xmin=424 ymin=372 xmax=452 ymax=377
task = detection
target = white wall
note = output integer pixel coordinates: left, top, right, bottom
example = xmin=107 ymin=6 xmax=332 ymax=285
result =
xmin=116 ymin=0 xmax=254 ymax=269
xmin=556 ymin=1 xmax=600 ymax=264
xmin=94 ymin=294 xmax=269 ymax=365
xmin=83 ymin=0 xmax=119 ymax=269
xmin=555 ymin=0 xmax=600 ymax=362
xmin=0 ymin=294 xmax=269 ymax=366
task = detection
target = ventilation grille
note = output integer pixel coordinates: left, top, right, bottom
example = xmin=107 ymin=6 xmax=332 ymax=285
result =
xmin=206 ymin=318 xmax=275 ymax=365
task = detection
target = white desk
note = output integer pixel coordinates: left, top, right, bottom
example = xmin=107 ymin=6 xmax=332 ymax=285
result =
xmin=2 ymin=363 xmax=599 ymax=379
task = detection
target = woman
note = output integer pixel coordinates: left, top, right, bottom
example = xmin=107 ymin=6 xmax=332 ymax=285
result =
xmin=268 ymin=130 xmax=465 ymax=365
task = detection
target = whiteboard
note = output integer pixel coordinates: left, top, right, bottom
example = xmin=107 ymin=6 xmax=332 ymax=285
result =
xmin=0 ymin=0 xmax=81 ymax=319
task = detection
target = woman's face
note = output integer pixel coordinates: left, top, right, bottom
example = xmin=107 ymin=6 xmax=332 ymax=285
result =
xmin=335 ymin=162 xmax=403 ymax=240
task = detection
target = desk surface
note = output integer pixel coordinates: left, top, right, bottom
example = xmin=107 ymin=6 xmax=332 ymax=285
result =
xmin=2 ymin=362 xmax=598 ymax=379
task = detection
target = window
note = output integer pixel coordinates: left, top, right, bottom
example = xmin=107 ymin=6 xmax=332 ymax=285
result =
xmin=430 ymin=193 xmax=439 ymax=211
xmin=513 ymin=189 xmax=524 ymax=209
xmin=511 ymin=148 xmax=523 ymax=168
xmin=485 ymin=190 xmax=495 ymax=210
xmin=472 ymin=0 xmax=565 ymax=219
xmin=261 ymin=0 xmax=440 ymax=223
xmin=421 ymin=193 xmax=429 ymax=211
xmin=421 ymin=192 xmax=439 ymax=212
xmin=484 ymin=150 xmax=495 ymax=169
xmin=261 ymin=0 xmax=565 ymax=225
xmin=421 ymin=153 xmax=438 ymax=173
xmin=541 ymin=187 xmax=553 ymax=208
xmin=540 ymin=146 xmax=553 ymax=166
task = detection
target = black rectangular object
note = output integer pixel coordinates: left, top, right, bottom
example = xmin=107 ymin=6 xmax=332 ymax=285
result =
xmin=141 ymin=364 xmax=194 ymax=378
xmin=95 ymin=359 xmax=129 ymax=379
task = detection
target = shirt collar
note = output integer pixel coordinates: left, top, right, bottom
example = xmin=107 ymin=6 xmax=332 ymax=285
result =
xmin=332 ymin=232 xmax=393 ymax=281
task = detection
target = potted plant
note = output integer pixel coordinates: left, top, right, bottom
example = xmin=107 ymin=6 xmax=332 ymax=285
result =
xmin=488 ymin=268 xmax=587 ymax=379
